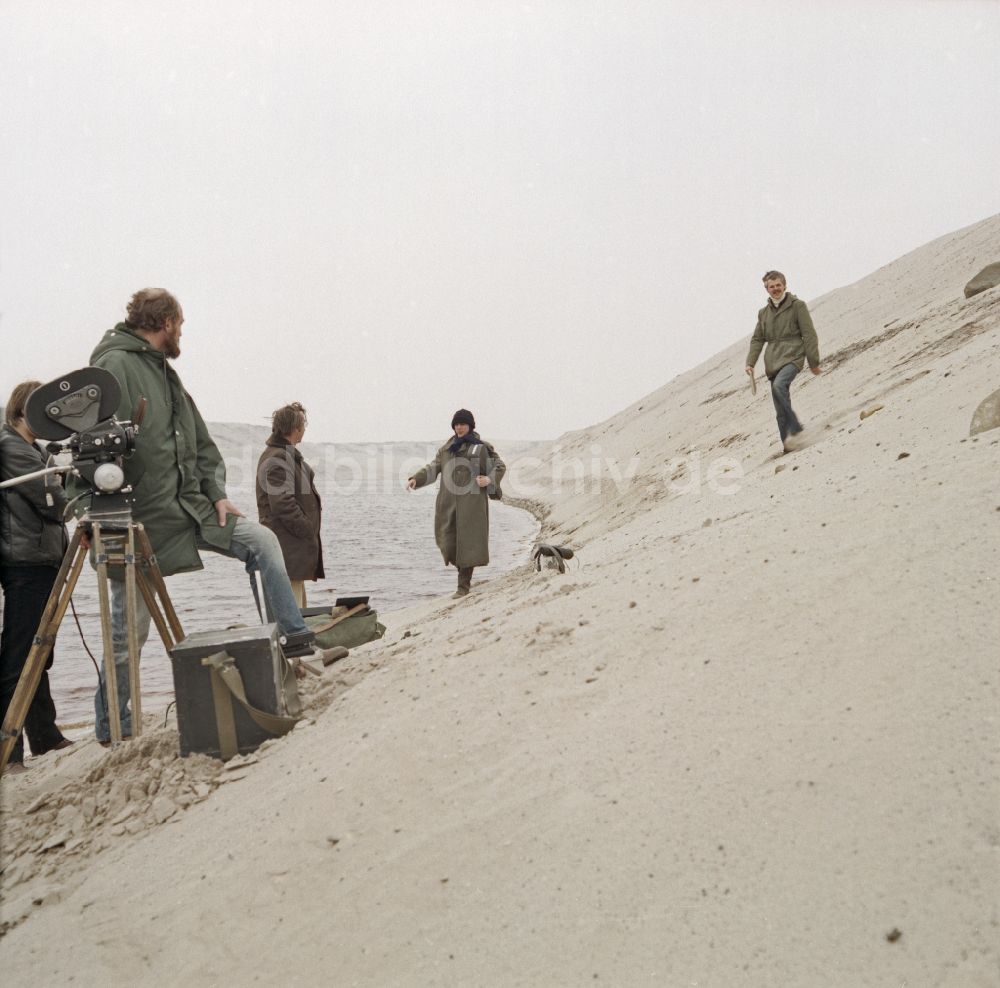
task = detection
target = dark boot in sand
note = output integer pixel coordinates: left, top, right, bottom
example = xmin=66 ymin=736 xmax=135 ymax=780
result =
xmin=453 ymin=567 xmax=474 ymax=599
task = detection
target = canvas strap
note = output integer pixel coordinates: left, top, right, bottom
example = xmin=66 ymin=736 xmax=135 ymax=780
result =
xmin=469 ymin=442 xmax=501 ymax=499
xmin=202 ymin=651 xmax=300 ymax=758
xmin=208 ymin=663 xmax=240 ymax=761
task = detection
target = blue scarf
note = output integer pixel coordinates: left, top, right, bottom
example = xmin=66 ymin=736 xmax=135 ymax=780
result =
xmin=449 ymin=430 xmax=481 ymax=454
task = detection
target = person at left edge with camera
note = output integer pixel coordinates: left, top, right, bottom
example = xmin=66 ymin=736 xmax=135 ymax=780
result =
xmin=0 ymin=381 xmax=73 ymax=773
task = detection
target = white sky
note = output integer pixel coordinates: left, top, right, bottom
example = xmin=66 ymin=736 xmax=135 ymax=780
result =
xmin=2 ymin=0 xmax=998 ymax=442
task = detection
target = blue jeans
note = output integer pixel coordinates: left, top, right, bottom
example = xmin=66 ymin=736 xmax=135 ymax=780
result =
xmin=95 ymin=516 xmax=309 ymax=741
xmin=770 ymin=362 xmax=803 ymax=442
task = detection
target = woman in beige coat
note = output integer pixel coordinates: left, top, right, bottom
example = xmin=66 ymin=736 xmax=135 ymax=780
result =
xmin=407 ymin=409 xmax=505 ymax=599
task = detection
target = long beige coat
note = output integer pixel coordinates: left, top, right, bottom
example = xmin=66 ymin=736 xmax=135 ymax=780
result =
xmin=410 ymin=434 xmax=506 ymax=569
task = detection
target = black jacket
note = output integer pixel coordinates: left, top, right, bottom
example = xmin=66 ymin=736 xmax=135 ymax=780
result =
xmin=0 ymin=424 xmax=68 ymax=567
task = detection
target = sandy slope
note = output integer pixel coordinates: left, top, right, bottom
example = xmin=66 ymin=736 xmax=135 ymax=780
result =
xmin=1 ymin=215 xmax=998 ymax=987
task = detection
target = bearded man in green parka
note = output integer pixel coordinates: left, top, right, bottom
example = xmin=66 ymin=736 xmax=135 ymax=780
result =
xmin=407 ymin=408 xmax=506 ymax=599
xmin=85 ymin=288 xmax=327 ymax=744
xmin=745 ymin=270 xmax=822 ymax=452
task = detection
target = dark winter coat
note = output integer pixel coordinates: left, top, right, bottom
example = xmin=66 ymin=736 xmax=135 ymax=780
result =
xmin=745 ymin=293 xmax=821 ymax=380
xmin=84 ymin=324 xmax=235 ymax=577
xmin=256 ymin=437 xmax=324 ymax=581
xmin=410 ymin=434 xmax=506 ymax=569
xmin=0 ymin=425 xmax=68 ymax=567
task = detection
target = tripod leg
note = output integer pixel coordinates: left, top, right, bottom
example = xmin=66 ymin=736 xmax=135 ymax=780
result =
xmin=135 ymin=525 xmax=185 ymax=642
xmin=0 ymin=528 xmax=87 ymax=776
xmin=136 ymin=569 xmax=175 ymax=653
xmin=124 ymin=526 xmax=143 ymax=739
xmin=131 ymin=524 xmax=179 ymax=654
xmin=92 ymin=523 xmax=124 ymax=744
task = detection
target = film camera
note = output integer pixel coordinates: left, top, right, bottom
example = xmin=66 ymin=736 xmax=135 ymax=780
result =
xmin=23 ymin=367 xmax=141 ymax=510
xmin=0 ymin=368 xmax=156 ymax=769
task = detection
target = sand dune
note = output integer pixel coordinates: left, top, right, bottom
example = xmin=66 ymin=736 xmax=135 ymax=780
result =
xmin=1 ymin=215 xmax=998 ymax=986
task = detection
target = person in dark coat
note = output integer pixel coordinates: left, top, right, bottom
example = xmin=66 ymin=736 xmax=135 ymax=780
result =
xmin=0 ymin=381 xmax=73 ymax=773
xmin=407 ymin=409 xmax=506 ymax=599
xmin=256 ymin=402 xmax=324 ymax=607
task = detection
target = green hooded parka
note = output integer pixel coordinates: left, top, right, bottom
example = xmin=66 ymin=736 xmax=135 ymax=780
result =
xmin=86 ymin=324 xmax=235 ymax=577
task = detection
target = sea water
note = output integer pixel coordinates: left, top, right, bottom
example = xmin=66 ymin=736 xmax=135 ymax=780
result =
xmin=37 ymin=436 xmax=541 ymax=727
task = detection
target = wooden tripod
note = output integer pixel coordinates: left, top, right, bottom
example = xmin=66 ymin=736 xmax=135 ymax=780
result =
xmin=0 ymin=512 xmax=184 ymax=776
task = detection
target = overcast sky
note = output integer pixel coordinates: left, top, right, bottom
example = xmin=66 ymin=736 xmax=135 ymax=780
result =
xmin=2 ymin=0 xmax=997 ymax=442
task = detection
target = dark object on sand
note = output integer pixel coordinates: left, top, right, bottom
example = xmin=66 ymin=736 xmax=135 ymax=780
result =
xmin=320 ymin=646 xmax=349 ymax=667
xmin=532 ymin=543 xmax=575 ymax=574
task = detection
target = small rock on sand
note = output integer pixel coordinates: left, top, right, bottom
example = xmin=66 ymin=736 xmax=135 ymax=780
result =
xmin=41 ymin=830 xmax=72 ymax=852
xmin=970 ymin=387 xmax=1000 ymax=436
xmin=964 ymin=261 xmax=1000 ymax=299
xmin=151 ymin=796 xmax=178 ymax=824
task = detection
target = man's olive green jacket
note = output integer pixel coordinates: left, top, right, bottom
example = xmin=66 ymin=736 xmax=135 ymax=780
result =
xmin=746 ymin=293 xmax=821 ymax=380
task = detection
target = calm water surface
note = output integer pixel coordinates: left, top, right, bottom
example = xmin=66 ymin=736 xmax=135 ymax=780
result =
xmin=44 ymin=484 xmax=538 ymax=726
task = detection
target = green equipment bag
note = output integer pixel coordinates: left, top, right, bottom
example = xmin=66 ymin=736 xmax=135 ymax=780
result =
xmin=302 ymin=601 xmax=386 ymax=651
